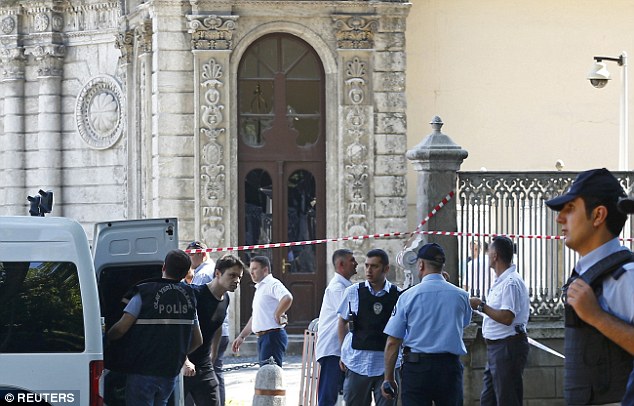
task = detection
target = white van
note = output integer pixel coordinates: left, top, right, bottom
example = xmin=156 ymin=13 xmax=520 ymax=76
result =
xmin=0 ymin=216 xmax=104 ymax=406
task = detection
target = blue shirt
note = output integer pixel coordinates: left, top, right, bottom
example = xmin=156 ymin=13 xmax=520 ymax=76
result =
xmin=337 ymin=280 xmax=401 ymax=377
xmin=384 ymin=273 xmax=472 ymax=355
xmin=575 ymin=238 xmax=634 ymax=325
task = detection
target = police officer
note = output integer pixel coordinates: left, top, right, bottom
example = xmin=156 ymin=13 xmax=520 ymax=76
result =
xmin=108 ymin=249 xmax=203 ymax=406
xmin=383 ymin=243 xmax=471 ymax=406
xmin=546 ymin=168 xmax=634 ymax=405
xmin=337 ymin=248 xmax=400 ymax=406
xmin=469 ymin=236 xmax=530 ymax=406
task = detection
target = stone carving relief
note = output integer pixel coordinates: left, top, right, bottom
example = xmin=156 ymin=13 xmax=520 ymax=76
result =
xmin=34 ymin=13 xmax=49 ymax=32
xmin=53 ymin=2 xmax=118 ymax=32
xmin=199 ymin=58 xmax=227 ymax=247
xmin=114 ymin=29 xmax=133 ymax=82
xmin=136 ymin=19 xmax=152 ymax=54
xmin=52 ymin=14 xmax=63 ymax=31
xmin=187 ymin=14 xmax=238 ymax=51
xmin=0 ymin=47 xmax=25 ymax=80
xmin=115 ymin=29 xmax=134 ymax=64
xmin=333 ymin=15 xmax=378 ymax=49
xmin=1 ymin=16 xmax=15 ymax=34
xmin=75 ymin=75 xmax=125 ymax=150
xmin=25 ymin=44 xmax=65 ymax=77
xmin=345 ymin=57 xmax=367 ymax=105
xmin=342 ymin=57 xmax=371 ymax=250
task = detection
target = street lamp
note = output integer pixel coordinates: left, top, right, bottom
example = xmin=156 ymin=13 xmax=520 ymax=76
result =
xmin=587 ymin=52 xmax=628 ymax=170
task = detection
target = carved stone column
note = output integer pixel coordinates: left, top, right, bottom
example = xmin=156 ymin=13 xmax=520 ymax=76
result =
xmin=135 ymin=19 xmax=153 ymax=218
xmin=26 ymin=44 xmax=65 ymax=214
xmin=333 ymin=15 xmax=378 ymax=261
xmin=406 ymin=117 xmax=468 ymax=284
xmin=116 ymin=28 xmax=138 ymax=218
xmin=0 ymin=45 xmax=26 ymax=215
xmin=187 ymin=14 xmax=238 ymax=248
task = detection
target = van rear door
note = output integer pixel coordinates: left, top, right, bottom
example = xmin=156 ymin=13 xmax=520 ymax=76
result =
xmin=92 ymin=218 xmax=178 ymax=332
xmin=92 ymin=218 xmax=179 ymax=406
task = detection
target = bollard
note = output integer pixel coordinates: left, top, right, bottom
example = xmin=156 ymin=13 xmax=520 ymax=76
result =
xmin=253 ymin=357 xmax=286 ymax=406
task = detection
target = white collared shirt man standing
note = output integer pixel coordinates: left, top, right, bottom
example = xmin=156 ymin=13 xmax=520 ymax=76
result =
xmin=232 ymin=256 xmax=293 ymax=366
xmin=315 ymin=249 xmax=358 ymax=406
xmin=470 ymin=236 xmax=530 ymax=406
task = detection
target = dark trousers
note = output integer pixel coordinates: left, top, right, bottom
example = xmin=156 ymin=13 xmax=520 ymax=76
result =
xmin=183 ymin=364 xmax=219 ymax=406
xmin=213 ymin=335 xmax=229 ymax=406
xmin=257 ymin=329 xmax=288 ymax=367
xmin=621 ymin=366 xmax=634 ymax=406
xmin=401 ymin=354 xmax=463 ymax=406
xmin=343 ymin=369 xmax=398 ymax=406
xmin=317 ymin=356 xmax=344 ymax=406
xmin=480 ymin=335 xmax=529 ymax=406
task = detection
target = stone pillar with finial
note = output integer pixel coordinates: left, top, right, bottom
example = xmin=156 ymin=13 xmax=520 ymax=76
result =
xmin=406 ymin=116 xmax=468 ymax=284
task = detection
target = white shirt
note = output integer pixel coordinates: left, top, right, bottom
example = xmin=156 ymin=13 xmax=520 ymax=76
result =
xmin=252 ymin=274 xmax=292 ymax=333
xmin=482 ymin=264 xmax=530 ymax=340
xmin=465 ymin=254 xmax=493 ymax=295
xmin=192 ymin=260 xmax=215 ymax=285
xmin=315 ymin=273 xmax=352 ymax=360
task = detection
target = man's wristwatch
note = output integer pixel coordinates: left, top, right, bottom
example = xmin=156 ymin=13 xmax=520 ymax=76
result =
xmin=477 ymin=301 xmax=486 ymax=312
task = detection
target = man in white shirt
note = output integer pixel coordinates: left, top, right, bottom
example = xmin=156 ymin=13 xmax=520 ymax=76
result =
xmin=316 ymin=249 xmax=358 ymax=406
xmin=186 ymin=241 xmax=216 ymax=285
xmin=231 ymin=256 xmax=293 ymax=366
xmin=470 ymin=236 xmax=530 ymax=406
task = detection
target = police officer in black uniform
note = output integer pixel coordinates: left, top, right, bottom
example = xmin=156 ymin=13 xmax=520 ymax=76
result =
xmin=546 ymin=168 xmax=634 ymax=405
xmin=337 ymin=248 xmax=400 ymax=406
xmin=108 ymin=249 xmax=203 ymax=406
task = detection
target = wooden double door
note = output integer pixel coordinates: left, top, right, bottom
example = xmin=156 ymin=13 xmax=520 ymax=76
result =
xmin=237 ymin=33 xmax=326 ymax=333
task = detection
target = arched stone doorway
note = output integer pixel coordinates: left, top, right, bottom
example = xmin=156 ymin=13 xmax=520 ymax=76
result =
xmin=237 ymin=33 xmax=326 ymax=333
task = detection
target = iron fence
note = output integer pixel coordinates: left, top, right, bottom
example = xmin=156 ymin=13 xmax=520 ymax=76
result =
xmin=457 ymin=171 xmax=634 ymax=318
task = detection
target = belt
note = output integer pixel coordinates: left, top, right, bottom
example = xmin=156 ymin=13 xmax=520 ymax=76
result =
xmin=485 ymin=332 xmax=527 ymax=345
xmin=403 ymin=352 xmax=458 ymax=363
xmin=255 ymin=328 xmax=282 ymax=337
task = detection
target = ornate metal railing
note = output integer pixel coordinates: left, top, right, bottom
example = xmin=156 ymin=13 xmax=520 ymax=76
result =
xmin=457 ymin=171 xmax=634 ymax=318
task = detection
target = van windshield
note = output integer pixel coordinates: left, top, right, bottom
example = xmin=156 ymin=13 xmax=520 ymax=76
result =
xmin=0 ymin=261 xmax=85 ymax=353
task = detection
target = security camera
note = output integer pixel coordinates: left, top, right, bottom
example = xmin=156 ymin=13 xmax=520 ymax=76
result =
xmin=587 ymin=60 xmax=611 ymax=88
xmin=590 ymin=78 xmax=608 ymax=88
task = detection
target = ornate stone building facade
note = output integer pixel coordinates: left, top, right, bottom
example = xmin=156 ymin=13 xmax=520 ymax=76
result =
xmin=0 ymin=0 xmax=410 ymax=332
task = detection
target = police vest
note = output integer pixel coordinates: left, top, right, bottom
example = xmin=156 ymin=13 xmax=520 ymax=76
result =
xmin=352 ymin=283 xmax=399 ymax=351
xmin=121 ymin=278 xmax=197 ymax=377
xmin=563 ymin=250 xmax=634 ymax=405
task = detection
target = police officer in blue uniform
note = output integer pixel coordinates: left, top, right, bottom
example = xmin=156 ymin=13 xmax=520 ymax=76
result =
xmin=546 ymin=168 xmax=634 ymax=405
xmin=108 ymin=249 xmax=203 ymax=406
xmin=383 ymin=243 xmax=472 ymax=406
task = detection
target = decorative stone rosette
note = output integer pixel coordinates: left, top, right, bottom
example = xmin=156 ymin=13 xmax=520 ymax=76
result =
xmin=75 ymin=75 xmax=125 ymax=150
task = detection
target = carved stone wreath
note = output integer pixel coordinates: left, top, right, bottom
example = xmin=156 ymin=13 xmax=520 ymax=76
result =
xmin=75 ymin=75 xmax=124 ymax=150
xmin=2 ymin=17 xmax=16 ymax=34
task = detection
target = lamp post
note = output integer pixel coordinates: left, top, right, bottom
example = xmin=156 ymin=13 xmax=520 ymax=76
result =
xmin=588 ymin=52 xmax=628 ymax=170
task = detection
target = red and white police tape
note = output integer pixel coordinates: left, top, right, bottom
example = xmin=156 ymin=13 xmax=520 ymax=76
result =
xmin=185 ymin=188 xmax=634 ymax=255
xmin=186 ymin=229 xmax=574 ymax=255
xmin=186 ymin=191 xmax=456 ymax=254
